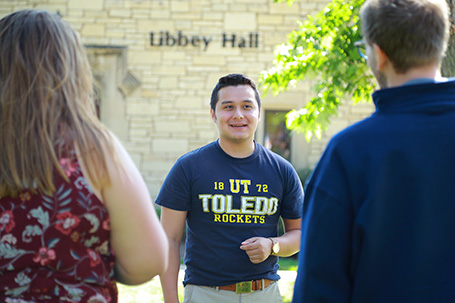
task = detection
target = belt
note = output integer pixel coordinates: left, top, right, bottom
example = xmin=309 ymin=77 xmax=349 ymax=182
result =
xmin=216 ymin=279 xmax=275 ymax=294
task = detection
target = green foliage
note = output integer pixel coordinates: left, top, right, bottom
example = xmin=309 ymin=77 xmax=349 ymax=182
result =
xmin=296 ymin=167 xmax=313 ymax=187
xmin=263 ymin=0 xmax=375 ymax=141
xmin=278 ymin=257 xmax=299 ymax=271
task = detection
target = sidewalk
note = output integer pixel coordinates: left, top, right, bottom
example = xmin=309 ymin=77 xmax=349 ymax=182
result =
xmin=278 ymin=269 xmax=297 ymax=283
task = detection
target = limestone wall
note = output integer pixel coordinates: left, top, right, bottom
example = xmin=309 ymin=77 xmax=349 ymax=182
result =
xmin=0 ymin=0 xmax=375 ymax=197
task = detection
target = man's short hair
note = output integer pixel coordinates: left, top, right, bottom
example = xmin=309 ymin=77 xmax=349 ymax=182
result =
xmin=361 ymin=0 xmax=449 ymax=73
xmin=210 ymin=74 xmax=261 ymax=111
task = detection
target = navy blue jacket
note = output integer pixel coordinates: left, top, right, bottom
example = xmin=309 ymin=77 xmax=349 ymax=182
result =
xmin=293 ymin=80 xmax=455 ymax=302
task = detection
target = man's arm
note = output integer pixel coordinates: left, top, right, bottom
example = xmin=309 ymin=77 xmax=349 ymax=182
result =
xmin=240 ymin=218 xmax=301 ymax=264
xmin=159 ymin=206 xmax=187 ymax=303
xmin=293 ymin=138 xmax=353 ymax=302
xmin=293 ymin=186 xmax=352 ymax=303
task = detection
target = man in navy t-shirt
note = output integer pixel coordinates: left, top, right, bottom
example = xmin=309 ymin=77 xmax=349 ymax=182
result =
xmin=156 ymin=74 xmax=303 ymax=303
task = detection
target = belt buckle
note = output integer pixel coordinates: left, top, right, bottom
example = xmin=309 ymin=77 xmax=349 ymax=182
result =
xmin=235 ymin=281 xmax=252 ymax=294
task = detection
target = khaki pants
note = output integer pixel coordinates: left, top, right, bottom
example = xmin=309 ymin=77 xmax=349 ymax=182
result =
xmin=183 ymin=282 xmax=283 ymax=303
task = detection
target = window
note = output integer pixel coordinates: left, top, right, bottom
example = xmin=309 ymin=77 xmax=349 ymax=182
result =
xmin=264 ymin=110 xmax=291 ymax=161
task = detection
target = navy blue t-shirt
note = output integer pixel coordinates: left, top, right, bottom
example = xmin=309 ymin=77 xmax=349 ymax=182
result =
xmin=155 ymin=141 xmax=303 ymax=286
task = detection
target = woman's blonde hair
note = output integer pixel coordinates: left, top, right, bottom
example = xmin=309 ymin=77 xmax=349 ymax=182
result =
xmin=0 ymin=9 xmax=115 ymax=197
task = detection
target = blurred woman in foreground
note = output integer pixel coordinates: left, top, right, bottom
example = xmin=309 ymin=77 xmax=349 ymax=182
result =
xmin=0 ymin=9 xmax=168 ymax=303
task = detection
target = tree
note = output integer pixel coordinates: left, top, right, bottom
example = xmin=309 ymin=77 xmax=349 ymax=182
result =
xmin=261 ymin=0 xmax=454 ymax=141
xmin=442 ymin=0 xmax=455 ymax=76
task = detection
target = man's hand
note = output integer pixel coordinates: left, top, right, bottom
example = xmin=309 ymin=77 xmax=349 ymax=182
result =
xmin=240 ymin=237 xmax=273 ymax=264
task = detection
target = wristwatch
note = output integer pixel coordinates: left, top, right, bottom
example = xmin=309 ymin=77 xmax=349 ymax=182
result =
xmin=269 ymin=238 xmax=280 ymax=255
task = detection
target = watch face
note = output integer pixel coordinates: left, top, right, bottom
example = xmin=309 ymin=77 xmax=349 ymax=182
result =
xmin=270 ymin=238 xmax=280 ymax=255
xmin=272 ymin=242 xmax=280 ymax=254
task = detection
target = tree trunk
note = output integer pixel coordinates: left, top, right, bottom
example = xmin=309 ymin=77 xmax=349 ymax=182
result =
xmin=441 ymin=0 xmax=455 ymax=76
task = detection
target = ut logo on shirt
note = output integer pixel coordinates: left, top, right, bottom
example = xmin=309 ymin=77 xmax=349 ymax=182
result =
xmin=199 ymin=179 xmax=279 ymax=224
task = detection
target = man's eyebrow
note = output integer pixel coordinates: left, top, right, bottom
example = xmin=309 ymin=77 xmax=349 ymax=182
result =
xmin=219 ymin=99 xmax=255 ymax=104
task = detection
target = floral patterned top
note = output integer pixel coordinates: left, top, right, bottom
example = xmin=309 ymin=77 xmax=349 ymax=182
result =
xmin=0 ymin=156 xmax=117 ymax=303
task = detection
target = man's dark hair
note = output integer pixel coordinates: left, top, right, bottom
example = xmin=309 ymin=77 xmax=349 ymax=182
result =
xmin=210 ymin=74 xmax=261 ymax=111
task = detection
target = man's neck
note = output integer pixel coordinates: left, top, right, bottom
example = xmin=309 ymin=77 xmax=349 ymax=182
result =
xmin=218 ymin=138 xmax=255 ymax=158
xmin=386 ymin=64 xmax=440 ymax=88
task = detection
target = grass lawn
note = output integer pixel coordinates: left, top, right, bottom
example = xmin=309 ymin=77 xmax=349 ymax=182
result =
xmin=118 ymin=257 xmax=298 ymax=302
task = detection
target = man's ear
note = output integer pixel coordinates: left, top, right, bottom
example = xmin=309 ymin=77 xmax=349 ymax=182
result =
xmin=374 ymin=44 xmax=389 ymax=71
xmin=210 ymin=108 xmax=217 ymax=123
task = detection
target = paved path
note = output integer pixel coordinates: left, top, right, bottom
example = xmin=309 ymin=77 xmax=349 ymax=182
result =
xmin=278 ymin=269 xmax=297 ymax=283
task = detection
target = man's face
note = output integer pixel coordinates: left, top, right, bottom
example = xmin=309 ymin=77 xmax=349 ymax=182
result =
xmin=366 ymin=42 xmax=388 ymax=89
xmin=211 ymin=85 xmax=260 ymax=145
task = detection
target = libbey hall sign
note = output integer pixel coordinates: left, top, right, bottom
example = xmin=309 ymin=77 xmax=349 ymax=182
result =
xmin=150 ymin=31 xmax=259 ymax=51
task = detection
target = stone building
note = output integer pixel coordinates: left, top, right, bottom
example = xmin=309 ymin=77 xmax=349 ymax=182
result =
xmin=0 ymin=0 xmax=374 ymax=198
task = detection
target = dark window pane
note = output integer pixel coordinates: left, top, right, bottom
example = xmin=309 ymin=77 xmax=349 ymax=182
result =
xmin=264 ymin=110 xmax=291 ymax=161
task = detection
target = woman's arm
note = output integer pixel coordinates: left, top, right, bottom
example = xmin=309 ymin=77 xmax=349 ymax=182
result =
xmin=80 ymin=135 xmax=169 ymax=285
